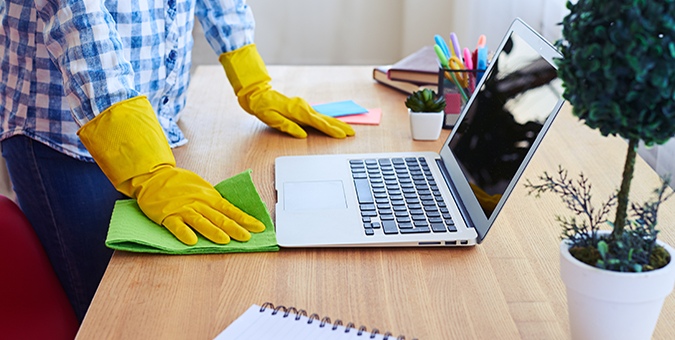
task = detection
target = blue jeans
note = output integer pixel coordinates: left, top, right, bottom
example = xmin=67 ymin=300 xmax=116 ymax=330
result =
xmin=1 ymin=135 xmax=125 ymax=322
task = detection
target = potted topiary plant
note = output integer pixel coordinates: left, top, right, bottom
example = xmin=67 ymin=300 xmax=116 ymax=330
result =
xmin=525 ymin=1 xmax=675 ymax=339
xmin=405 ymin=88 xmax=446 ymax=141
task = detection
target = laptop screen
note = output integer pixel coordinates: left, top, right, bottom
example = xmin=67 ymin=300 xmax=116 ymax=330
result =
xmin=446 ymin=28 xmax=563 ymax=225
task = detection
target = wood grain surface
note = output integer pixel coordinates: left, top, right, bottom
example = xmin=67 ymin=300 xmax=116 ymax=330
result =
xmin=76 ymin=66 xmax=675 ymax=340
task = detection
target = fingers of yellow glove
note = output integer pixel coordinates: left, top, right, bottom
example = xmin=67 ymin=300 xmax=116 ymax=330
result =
xmin=216 ymin=199 xmax=266 ymax=233
xmin=290 ymin=99 xmax=355 ymax=138
xmin=321 ymin=115 xmax=356 ymax=137
xmin=173 ymin=212 xmax=232 ymax=245
xmin=162 ymin=216 xmax=200 ymax=245
xmin=305 ymin=116 xmax=347 ymax=139
xmin=200 ymin=206 xmax=253 ymax=242
xmin=252 ymin=109 xmax=307 ymax=138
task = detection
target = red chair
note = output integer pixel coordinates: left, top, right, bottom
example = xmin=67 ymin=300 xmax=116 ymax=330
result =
xmin=0 ymin=195 xmax=79 ymax=339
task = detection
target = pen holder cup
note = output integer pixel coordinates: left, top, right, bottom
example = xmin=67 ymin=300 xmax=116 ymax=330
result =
xmin=437 ymin=67 xmax=483 ymax=128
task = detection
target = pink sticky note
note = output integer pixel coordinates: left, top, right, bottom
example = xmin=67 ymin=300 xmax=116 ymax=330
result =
xmin=337 ymin=108 xmax=382 ymax=125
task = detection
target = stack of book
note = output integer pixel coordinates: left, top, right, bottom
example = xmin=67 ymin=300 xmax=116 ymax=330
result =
xmin=372 ymin=45 xmax=439 ymax=95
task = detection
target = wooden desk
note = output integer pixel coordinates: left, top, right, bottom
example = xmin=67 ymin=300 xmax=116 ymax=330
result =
xmin=76 ymin=66 xmax=675 ymax=339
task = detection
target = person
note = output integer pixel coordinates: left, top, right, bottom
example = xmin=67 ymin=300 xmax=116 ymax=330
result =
xmin=0 ymin=0 xmax=354 ymax=322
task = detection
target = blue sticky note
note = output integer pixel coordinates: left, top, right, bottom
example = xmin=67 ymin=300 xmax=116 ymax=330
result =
xmin=312 ymin=100 xmax=368 ymax=117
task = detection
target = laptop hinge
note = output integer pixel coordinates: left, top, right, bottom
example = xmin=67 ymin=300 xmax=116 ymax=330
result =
xmin=436 ymin=158 xmax=476 ymax=233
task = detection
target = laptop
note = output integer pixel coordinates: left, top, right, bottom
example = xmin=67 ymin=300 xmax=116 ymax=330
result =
xmin=274 ymin=18 xmax=564 ymax=247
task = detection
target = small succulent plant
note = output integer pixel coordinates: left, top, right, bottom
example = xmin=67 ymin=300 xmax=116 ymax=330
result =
xmin=404 ymin=88 xmax=446 ymax=113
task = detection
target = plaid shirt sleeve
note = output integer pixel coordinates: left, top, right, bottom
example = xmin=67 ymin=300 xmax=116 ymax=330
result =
xmin=34 ymin=0 xmax=139 ymax=125
xmin=194 ymin=0 xmax=256 ymax=55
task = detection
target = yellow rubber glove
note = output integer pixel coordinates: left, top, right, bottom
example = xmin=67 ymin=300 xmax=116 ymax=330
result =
xmin=220 ymin=44 xmax=355 ymax=139
xmin=78 ymin=96 xmax=266 ymax=245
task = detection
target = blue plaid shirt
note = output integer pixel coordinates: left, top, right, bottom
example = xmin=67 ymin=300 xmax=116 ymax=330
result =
xmin=0 ymin=0 xmax=254 ymax=161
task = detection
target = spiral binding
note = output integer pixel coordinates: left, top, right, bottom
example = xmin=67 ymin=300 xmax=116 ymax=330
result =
xmin=260 ymin=302 xmax=417 ymax=340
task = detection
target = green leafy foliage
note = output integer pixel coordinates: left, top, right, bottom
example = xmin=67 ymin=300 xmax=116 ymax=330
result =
xmin=557 ymin=0 xmax=675 ymax=146
xmin=544 ymin=0 xmax=675 ymax=272
xmin=404 ymin=89 xmax=446 ymax=113
xmin=525 ymin=167 xmax=673 ymax=272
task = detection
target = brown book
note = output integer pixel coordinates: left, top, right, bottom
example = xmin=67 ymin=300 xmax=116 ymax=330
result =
xmin=372 ymin=65 xmax=437 ymax=95
xmin=373 ymin=65 xmax=420 ymax=94
xmin=386 ymin=45 xmax=439 ymax=85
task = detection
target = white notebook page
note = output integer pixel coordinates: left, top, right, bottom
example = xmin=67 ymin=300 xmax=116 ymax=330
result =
xmin=215 ymin=304 xmax=392 ymax=340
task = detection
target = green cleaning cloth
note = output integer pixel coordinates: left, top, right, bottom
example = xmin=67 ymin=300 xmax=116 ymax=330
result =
xmin=106 ymin=169 xmax=279 ymax=254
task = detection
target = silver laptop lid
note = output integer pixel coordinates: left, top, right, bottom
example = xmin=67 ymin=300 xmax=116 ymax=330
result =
xmin=438 ymin=18 xmax=565 ymax=242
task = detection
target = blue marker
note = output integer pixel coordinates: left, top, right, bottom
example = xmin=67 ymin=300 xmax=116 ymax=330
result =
xmin=434 ymin=34 xmax=450 ymax=58
xmin=476 ymin=47 xmax=488 ymax=83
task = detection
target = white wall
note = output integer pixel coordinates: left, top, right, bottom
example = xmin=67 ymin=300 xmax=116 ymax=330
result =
xmin=248 ymin=0 xmax=455 ymax=65
xmin=245 ymin=0 xmax=567 ymax=66
xmin=450 ymin=0 xmax=567 ymax=53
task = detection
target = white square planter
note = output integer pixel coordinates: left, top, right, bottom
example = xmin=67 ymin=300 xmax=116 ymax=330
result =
xmin=408 ymin=109 xmax=444 ymax=141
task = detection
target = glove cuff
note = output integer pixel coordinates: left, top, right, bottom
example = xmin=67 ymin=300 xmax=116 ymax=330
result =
xmin=78 ymin=96 xmax=176 ymax=195
xmin=219 ymin=44 xmax=271 ymax=96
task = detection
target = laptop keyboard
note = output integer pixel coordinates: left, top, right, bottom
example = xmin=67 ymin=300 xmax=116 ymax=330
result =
xmin=349 ymin=157 xmax=457 ymax=236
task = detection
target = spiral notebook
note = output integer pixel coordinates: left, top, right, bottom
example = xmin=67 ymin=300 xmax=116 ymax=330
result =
xmin=214 ymin=303 xmax=416 ymax=340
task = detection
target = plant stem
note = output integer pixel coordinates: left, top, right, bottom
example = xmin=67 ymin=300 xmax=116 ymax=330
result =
xmin=613 ymin=138 xmax=638 ymax=237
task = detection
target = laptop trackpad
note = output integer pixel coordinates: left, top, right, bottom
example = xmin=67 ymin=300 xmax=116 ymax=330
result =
xmin=283 ymin=180 xmax=347 ymax=211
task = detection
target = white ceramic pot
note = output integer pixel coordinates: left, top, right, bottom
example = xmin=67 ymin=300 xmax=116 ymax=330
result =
xmin=560 ymin=233 xmax=675 ymax=340
xmin=408 ymin=109 xmax=444 ymax=141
